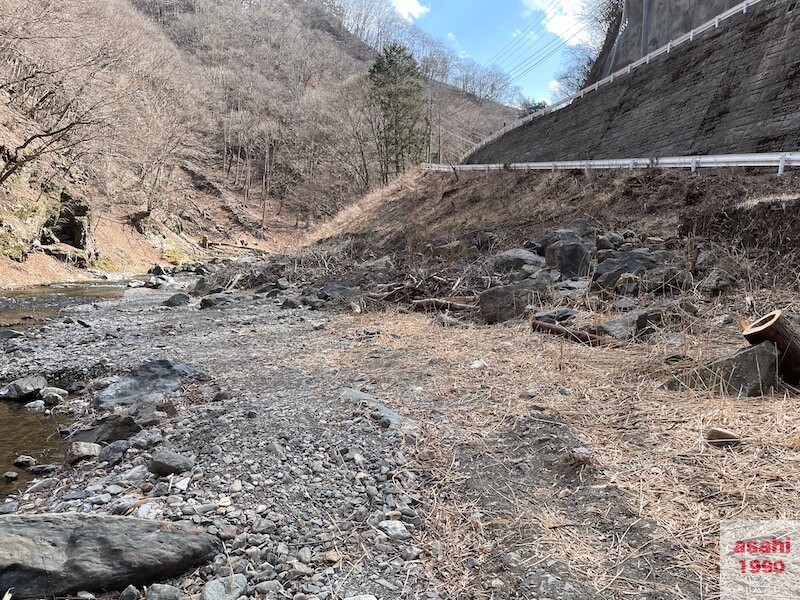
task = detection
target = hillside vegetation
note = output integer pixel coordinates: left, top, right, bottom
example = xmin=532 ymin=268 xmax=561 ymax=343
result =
xmin=0 ymin=0 xmax=516 ymax=285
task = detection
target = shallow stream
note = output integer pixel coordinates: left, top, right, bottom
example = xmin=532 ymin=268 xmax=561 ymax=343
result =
xmin=0 ymin=282 xmax=126 ymax=496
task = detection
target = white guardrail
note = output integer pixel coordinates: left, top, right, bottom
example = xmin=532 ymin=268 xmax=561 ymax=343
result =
xmin=422 ymin=153 xmax=799 ymax=175
xmin=462 ymin=0 xmax=764 ymax=162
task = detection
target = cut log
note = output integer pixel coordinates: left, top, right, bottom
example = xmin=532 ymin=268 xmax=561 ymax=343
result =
xmin=530 ymin=319 xmax=610 ymax=347
xmin=743 ymin=310 xmax=800 ymax=384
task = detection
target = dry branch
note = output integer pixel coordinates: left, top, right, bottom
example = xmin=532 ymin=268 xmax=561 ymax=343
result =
xmin=411 ymin=298 xmax=477 ymax=312
xmin=530 ymin=319 xmax=610 ymax=346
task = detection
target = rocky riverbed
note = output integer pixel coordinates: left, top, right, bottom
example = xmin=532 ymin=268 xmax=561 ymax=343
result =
xmin=2 ymin=218 xmax=799 ymax=599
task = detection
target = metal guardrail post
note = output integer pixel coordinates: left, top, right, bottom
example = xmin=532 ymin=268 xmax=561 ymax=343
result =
xmin=691 ymin=158 xmax=698 ymax=174
xmin=779 ymin=155 xmax=786 ymax=175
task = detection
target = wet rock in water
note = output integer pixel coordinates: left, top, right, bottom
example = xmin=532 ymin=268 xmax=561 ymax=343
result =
xmin=14 ymin=455 xmax=36 ymax=469
xmin=545 ymin=241 xmax=592 ymax=279
xmin=0 ymin=375 xmax=47 ymax=400
xmin=479 ymin=276 xmax=551 ymax=324
xmin=146 ymin=583 xmax=181 ymax=600
xmin=0 ymin=514 xmax=221 ymax=598
xmin=493 ymin=248 xmax=545 ymax=272
xmin=66 ymin=442 xmax=102 ymax=465
xmin=69 ymin=414 xmax=142 ymax=444
xmin=149 ymin=449 xmax=195 ymax=476
xmin=163 ymin=293 xmax=191 ymax=307
xmin=200 ymin=574 xmax=247 ymax=600
xmin=95 ymin=360 xmax=194 ymax=410
xmin=24 ymin=400 xmax=45 ymax=412
xmin=665 ymin=341 xmax=779 ymax=397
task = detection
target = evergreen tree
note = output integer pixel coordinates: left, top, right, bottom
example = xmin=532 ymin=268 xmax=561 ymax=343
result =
xmin=368 ymin=43 xmax=428 ymax=183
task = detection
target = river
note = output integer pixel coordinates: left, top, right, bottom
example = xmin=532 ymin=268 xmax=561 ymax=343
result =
xmin=0 ymin=282 xmax=126 ymax=496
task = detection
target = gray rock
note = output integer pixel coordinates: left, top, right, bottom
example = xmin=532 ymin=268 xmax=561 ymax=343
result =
xmin=131 ymin=429 xmax=163 ymax=450
xmin=13 ymin=455 xmax=36 ymax=468
xmin=340 ymin=389 xmax=420 ymax=438
xmin=379 ymin=519 xmax=412 ymax=541
xmin=0 ymin=514 xmax=221 ymax=598
xmin=24 ymin=400 xmax=45 ymax=412
xmin=2 ymin=472 xmax=18 ymax=481
xmin=591 ymin=250 xmax=659 ymax=294
xmin=146 ymin=583 xmax=181 ymax=600
xmin=200 ymin=293 xmax=235 ymax=309
xmin=149 ymin=449 xmax=195 ymax=476
xmin=0 ymin=502 xmax=18 ymax=514
xmin=493 ymin=249 xmax=545 ymax=271
xmin=96 ymin=360 xmax=193 ymax=410
xmin=0 ymin=375 xmax=47 ymax=400
xmin=0 ymin=330 xmax=24 ymax=340
xmin=598 ymin=310 xmax=662 ymax=341
xmin=98 ymin=440 xmax=131 ymax=467
xmin=69 ymin=414 xmax=142 ymax=444
xmin=697 ymin=269 xmax=735 ymax=296
xmin=479 ymin=277 xmax=551 ymax=324
xmin=666 ymin=342 xmax=779 ymax=397
xmin=545 ymin=241 xmax=592 ymax=279
xmin=282 ymin=296 xmax=302 ymax=309
xmin=66 ymin=442 xmax=102 ymax=465
xmin=200 ymin=574 xmax=247 ymax=600
xmin=163 ymin=293 xmax=191 ymax=308
xmin=119 ymin=584 xmax=141 ymax=600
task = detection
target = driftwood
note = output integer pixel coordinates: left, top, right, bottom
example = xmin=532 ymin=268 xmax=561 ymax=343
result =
xmin=530 ymin=319 xmax=609 ymax=347
xmin=743 ymin=310 xmax=800 ymax=384
xmin=411 ymin=297 xmax=477 ymax=312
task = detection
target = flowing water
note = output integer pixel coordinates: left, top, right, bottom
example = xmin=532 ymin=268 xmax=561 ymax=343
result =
xmin=0 ymin=282 xmax=126 ymax=496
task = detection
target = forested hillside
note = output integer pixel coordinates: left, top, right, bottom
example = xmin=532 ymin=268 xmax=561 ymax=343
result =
xmin=0 ymin=0 xmax=516 ymax=282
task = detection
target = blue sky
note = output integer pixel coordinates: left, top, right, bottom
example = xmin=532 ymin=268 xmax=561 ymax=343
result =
xmin=392 ymin=0 xmax=593 ymax=103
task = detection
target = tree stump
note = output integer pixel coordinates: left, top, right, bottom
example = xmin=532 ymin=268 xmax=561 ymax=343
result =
xmin=743 ymin=310 xmax=800 ymax=384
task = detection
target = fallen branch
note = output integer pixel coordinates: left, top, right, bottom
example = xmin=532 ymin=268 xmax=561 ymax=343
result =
xmin=530 ymin=319 xmax=610 ymax=347
xmin=411 ymin=298 xmax=477 ymax=312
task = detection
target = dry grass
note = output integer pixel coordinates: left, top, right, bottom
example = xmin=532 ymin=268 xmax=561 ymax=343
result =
xmin=299 ymin=291 xmax=800 ymax=598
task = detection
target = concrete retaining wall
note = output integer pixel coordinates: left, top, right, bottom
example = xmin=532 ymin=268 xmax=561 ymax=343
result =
xmin=466 ymin=0 xmax=800 ymax=164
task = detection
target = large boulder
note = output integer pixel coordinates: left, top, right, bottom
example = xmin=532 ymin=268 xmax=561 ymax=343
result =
xmin=0 ymin=514 xmax=221 ymax=598
xmin=545 ymin=241 xmax=592 ymax=278
xmin=666 ymin=342 xmax=779 ymax=397
xmin=493 ymin=249 xmax=545 ymax=272
xmin=0 ymin=375 xmax=47 ymax=401
xmin=591 ymin=249 xmax=659 ymax=294
xmin=95 ymin=360 xmax=194 ymax=411
xmin=479 ymin=276 xmax=551 ymax=324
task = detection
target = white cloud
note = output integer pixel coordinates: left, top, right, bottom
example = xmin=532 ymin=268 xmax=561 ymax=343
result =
xmin=548 ymin=79 xmax=561 ymax=92
xmin=392 ymin=0 xmax=430 ymax=21
xmin=447 ymin=32 xmax=458 ymax=42
xmin=520 ymin=0 xmax=593 ymax=47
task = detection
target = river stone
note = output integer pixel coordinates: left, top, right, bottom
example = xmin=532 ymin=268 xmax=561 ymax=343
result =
xmin=69 ymin=414 xmax=142 ymax=444
xmin=163 ymin=293 xmax=191 ymax=308
xmin=95 ymin=360 xmax=193 ymax=410
xmin=66 ymin=442 xmax=102 ymax=465
xmin=0 ymin=514 xmax=221 ymax=598
xmin=119 ymin=585 xmax=140 ymax=600
xmin=545 ymin=241 xmax=592 ymax=278
xmin=379 ymin=519 xmax=412 ymax=541
xmin=146 ymin=583 xmax=181 ymax=600
xmin=0 ymin=330 xmax=24 ymax=340
xmin=149 ymin=449 xmax=195 ymax=476
xmin=0 ymin=375 xmax=47 ymax=400
xmin=99 ymin=440 xmax=131 ymax=467
xmin=591 ymin=250 xmax=659 ymax=294
xmin=200 ymin=574 xmax=247 ymax=600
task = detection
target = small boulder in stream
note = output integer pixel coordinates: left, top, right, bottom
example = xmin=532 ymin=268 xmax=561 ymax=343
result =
xmin=0 ymin=375 xmax=47 ymax=400
xmin=0 ymin=514 xmax=221 ymax=598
